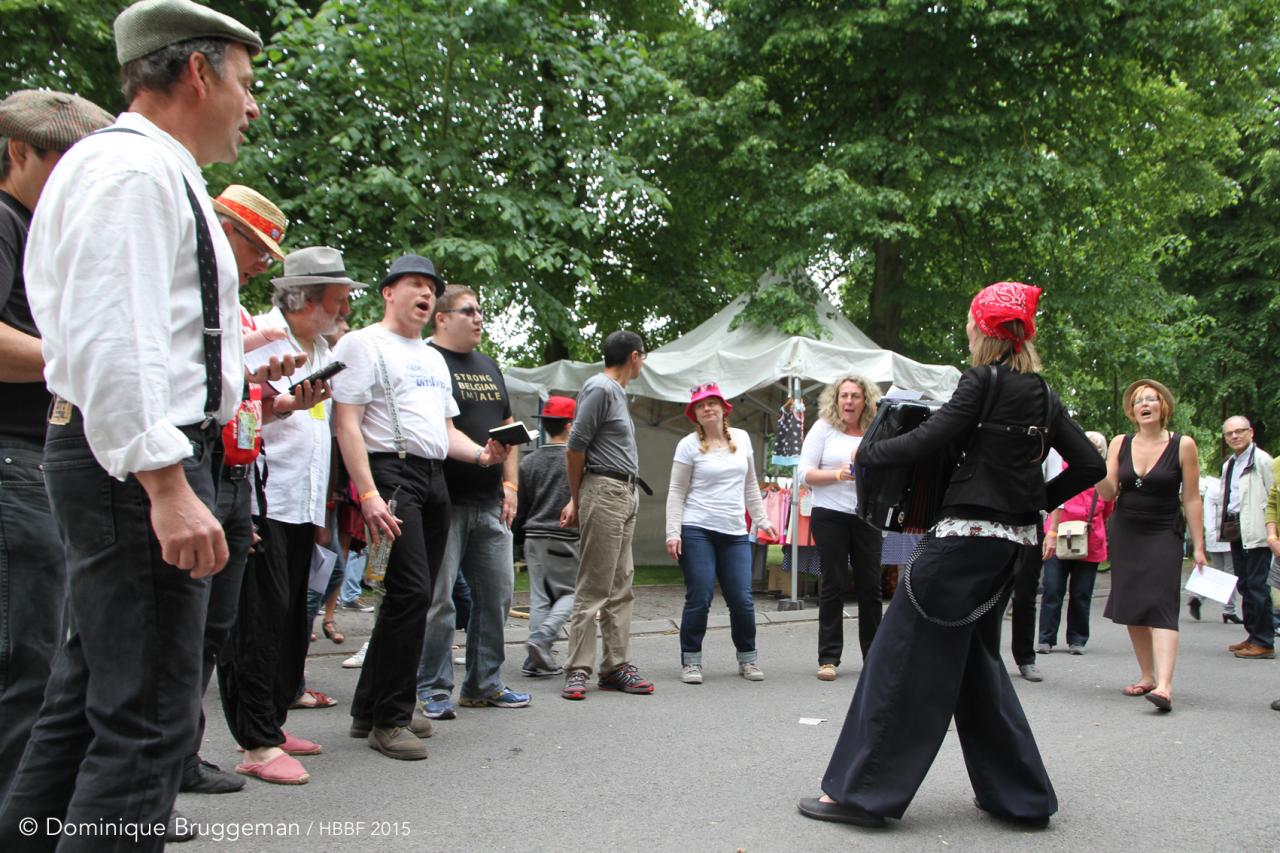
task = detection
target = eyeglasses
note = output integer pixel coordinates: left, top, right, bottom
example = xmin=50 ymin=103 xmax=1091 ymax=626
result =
xmin=229 ymin=224 xmax=273 ymax=265
xmin=442 ymin=306 xmax=483 ymax=319
xmin=1224 ymin=428 xmax=1252 ymax=438
xmin=1133 ymin=395 xmax=1162 ymax=406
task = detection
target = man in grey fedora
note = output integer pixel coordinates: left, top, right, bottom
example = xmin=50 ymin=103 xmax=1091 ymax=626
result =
xmin=0 ymin=1 xmax=264 ymax=848
xmin=0 ymin=88 xmax=113 ymax=803
xmin=219 ymin=247 xmax=355 ymax=786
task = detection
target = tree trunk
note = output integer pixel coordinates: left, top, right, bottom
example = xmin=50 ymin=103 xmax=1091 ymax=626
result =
xmin=869 ymin=236 xmax=905 ymax=353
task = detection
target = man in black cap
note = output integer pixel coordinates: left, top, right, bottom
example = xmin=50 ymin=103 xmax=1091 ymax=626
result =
xmin=0 ymin=1 xmax=265 ymax=847
xmin=332 ymin=254 xmax=508 ymax=760
xmin=0 ymin=88 xmax=113 ymax=801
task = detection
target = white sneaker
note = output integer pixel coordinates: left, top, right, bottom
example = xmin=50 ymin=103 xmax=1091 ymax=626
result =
xmin=680 ymin=664 xmax=703 ymax=684
xmin=739 ymin=662 xmax=765 ymax=682
xmin=342 ymin=641 xmax=369 ymax=669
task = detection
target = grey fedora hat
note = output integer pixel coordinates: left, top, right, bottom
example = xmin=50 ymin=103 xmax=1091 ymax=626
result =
xmin=270 ymin=246 xmax=368 ymax=289
xmin=379 ymin=254 xmax=444 ymax=296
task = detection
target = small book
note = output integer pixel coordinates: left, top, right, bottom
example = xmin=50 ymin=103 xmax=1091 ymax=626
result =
xmin=489 ymin=421 xmax=539 ymax=445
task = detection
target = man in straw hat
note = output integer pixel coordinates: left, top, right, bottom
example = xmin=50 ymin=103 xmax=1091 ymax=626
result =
xmin=0 ymin=88 xmax=113 ymax=800
xmin=331 ymin=254 xmax=509 ymax=760
xmin=0 ymin=1 xmax=265 ymax=846
xmin=218 ymin=246 xmax=355 ymax=786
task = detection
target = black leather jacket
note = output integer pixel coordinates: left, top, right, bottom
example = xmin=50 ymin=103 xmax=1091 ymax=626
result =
xmin=859 ymin=365 xmax=1104 ymax=525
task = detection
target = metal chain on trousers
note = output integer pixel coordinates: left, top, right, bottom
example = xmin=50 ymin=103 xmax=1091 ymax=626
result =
xmin=900 ymin=534 xmax=1014 ymax=628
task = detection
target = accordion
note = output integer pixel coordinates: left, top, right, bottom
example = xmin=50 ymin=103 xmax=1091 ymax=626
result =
xmin=855 ymin=398 xmax=953 ymax=533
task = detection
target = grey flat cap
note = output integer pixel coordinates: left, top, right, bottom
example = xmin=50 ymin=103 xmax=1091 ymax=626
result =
xmin=271 ymin=246 xmax=368 ymax=290
xmin=114 ymin=0 xmax=263 ymax=66
xmin=0 ymin=90 xmax=114 ymax=152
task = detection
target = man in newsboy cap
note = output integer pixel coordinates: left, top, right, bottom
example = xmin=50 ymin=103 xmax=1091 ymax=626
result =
xmin=0 ymin=2 xmax=269 ymax=847
xmin=0 ymin=89 xmax=112 ymax=804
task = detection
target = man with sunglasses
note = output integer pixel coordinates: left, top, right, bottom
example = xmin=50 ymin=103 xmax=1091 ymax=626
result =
xmin=416 ymin=285 xmax=530 ymax=718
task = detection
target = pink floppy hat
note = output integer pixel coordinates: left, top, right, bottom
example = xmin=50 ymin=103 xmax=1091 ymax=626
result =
xmin=685 ymin=382 xmax=732 ymax=422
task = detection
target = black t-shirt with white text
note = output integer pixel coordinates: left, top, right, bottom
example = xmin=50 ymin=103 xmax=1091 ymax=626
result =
xmin=0 ymin=190 xmax=50 ymax=444
xmin=429 ymin=342 xmax=512 ymax=505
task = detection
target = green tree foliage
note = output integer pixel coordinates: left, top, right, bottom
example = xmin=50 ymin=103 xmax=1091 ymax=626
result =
xmin=216 ymin=0 xmax=684 ymax=364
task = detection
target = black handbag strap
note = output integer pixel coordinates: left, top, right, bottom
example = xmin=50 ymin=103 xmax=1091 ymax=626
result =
xmin=93 ymin=127 xmax=222 ymax=425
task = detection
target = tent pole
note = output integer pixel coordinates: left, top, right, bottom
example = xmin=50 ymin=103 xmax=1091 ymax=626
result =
xmin=779 ymin=374 xmax=804 ymax=611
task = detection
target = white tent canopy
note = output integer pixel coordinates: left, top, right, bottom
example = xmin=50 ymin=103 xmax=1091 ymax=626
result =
xmin=504 ymin=279 xmax=962 ymax=566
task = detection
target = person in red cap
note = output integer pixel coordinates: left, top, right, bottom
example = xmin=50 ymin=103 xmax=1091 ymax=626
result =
xmin=664 ymin=382 xmax=775 ymax=684
xmin=799 ymin=281 xmax=1104 ymax=831
xmin=516 ymin=395 xmax=580 ymax=675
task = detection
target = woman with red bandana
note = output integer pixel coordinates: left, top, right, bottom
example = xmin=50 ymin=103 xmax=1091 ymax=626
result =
xmin=799 ymin=282 xmax=1104 ymax=831
xmin=1095 ymin=380 xmax=1207 ymax=712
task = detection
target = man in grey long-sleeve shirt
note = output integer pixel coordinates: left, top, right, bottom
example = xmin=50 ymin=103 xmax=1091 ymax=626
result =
xmin=559 ymin=330 xmax=656 ymax=699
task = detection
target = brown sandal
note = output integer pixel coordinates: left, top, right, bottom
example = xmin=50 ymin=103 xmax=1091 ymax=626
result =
xmin=1123 ymin=681 xmax=1155 ymax=697
xmin=322 ymin=620 xmax=345 ymax=644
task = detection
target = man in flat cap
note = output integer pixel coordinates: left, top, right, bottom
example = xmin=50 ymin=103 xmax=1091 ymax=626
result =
xmin=0 ymin=1 xmax=266 ymax=847
xmin=331 ymin=254 xmax=509 ymax=760
xmin=0 ymin=89 xmax=112 ymax=802
xmin=219 ymin=247 xmax=354 ymax=786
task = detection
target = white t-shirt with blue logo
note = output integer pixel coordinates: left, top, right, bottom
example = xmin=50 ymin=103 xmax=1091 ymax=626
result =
xmin=331 ymin=323 xmax=459 ymax=460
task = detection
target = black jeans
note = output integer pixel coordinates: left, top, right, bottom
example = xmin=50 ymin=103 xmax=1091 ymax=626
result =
xmin=185 ymin=465 xmax=254 ymax=771
xmin=0 ymin=441 xmax=67 ymax=801
xmin=352 ymin=455 xmax=449 ymax=727
xmin=1231 ymin=542 xmax=1275 ymax=649
xmin=217 ymin=516 xmax=313 ymax=750
xmin=0 ymin=418 xmax=216 ymax=853
xmin=1009 ymin=531 xmax=1044 ymax=666
xmin=811 ymin=507 xmax=883 ymax=665
xmin=822 ymin=535 xmax=1056 ymax=821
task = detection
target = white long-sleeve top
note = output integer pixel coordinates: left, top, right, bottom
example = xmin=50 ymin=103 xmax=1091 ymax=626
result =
xmin=797 ymin=418 xmax=862 ymax=514
xmin=25 ymin=112 xmax=244 ymax=479
xmin=665 ymin=428 xmax=767 ymax=539
xmin=249 ymin=308 xmax=333 ymax=527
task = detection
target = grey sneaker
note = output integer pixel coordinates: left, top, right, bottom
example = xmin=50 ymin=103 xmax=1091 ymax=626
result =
xmin=739 ymin=662 xmax=765 ymax=682
xmin=340 ymin=597 xmax=375 ymax=613
xmin=368 ymin=726 xmax=428 ymax=760
xmin=1035 ymin=643 xmax=1051 ymax=654
xmin=525 ymin=637 xmax=557 ymax=672
xmin=1018 ymin=664 xmax=1044 ymax=683
xmin=1068 ymin=644 xmax=1085 ymax=655
xmin=681 ymin=664 xmax=703 ymax=684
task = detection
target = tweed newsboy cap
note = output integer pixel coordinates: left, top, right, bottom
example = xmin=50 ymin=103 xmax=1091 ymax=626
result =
xmin=0 ymin=90 xmax=114 ymax=153
xmin=114 ymin=0 xmax=263 ymax=66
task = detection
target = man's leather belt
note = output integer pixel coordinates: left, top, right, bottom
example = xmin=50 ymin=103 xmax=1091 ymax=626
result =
xmin=224 ymin=464 xmax=251 ymax=481
xmin=586 ymin=467 xmax=653 ymax=496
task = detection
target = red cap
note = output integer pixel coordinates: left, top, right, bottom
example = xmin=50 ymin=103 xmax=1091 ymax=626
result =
xmin=540 ymin=396 xmax=576 ymax=419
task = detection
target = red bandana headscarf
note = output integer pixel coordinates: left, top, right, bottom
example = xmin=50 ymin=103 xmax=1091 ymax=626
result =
xmin=970 ymin=282 xmax=1041 ymax=352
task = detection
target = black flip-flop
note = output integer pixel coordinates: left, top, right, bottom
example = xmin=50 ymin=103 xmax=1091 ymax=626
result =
xmin=1145 ymin=691 xmax=1172 ymax=712
xmin=797 ymin=797 xmax=887 ymax=828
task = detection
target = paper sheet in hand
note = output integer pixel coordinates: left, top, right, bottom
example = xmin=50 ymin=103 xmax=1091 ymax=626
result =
xmin=1184 ymin=564 xmax=1238 ymax=604
xmin=309 ymin=544 xmax=338 ymax=595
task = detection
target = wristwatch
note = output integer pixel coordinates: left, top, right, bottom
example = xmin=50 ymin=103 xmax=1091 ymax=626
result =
xmin=474 ymin=447 xmax=487 ymax=467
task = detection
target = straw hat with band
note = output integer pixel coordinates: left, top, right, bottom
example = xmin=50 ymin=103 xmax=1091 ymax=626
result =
xmin=213 ymin=184 xmax=287 ymax=260
xmin=685 ymin=382 xmax=732 ymax=422
xmin=271 ymin=246 xmax=368 ymax=290
xmin=1121 ymin=378 xmax=1175 ymax=427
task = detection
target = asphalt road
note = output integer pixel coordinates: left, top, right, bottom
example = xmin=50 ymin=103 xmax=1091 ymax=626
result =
xmin=177 ymin=594 xmax=1280 ymax=852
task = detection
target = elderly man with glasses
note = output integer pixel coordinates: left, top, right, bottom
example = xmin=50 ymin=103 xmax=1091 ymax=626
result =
xmin=1219 ymin=416 xmax=1276 ymax=660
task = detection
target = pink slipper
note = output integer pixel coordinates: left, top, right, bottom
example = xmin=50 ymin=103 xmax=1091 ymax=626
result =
xmin=281 ymin=731 xmax=322 ymax=756
xmin=235 ymin=753 xmax=310 ymax=785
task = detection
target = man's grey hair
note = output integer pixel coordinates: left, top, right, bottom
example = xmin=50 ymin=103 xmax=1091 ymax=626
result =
xmin=1223 ymin=415 xmax=1252 ymax=429
xmin=272 ymin=283 xmax=329 ymax=314
xmin=120 ymin=37 xmax=229 ymax=103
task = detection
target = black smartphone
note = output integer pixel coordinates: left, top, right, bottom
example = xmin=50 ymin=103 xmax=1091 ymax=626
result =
xmin=287 ymin=360 xmax=346 ymax=394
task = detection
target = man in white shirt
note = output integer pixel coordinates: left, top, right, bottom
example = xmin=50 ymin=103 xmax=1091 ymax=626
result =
xmin=0 ymin=1 xmax=264 ymax=847
xmin=332 ymin=254 xmax=508 ymax=760
xmin=216 ymin=246 xmax=354 ymax=786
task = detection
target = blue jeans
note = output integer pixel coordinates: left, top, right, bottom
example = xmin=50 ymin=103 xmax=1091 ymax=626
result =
xmin=339 ymin=549 xmax=367 ymax=605
xmin=677 ymin=525 xmax=757 ymax=665
xmin=417 ymin=502 xmax=513 ymax=701
xmin=1037 ymin=557 xmax=1098 ymax=648
xmin=0 ymin=442 xmax=67 ymax=802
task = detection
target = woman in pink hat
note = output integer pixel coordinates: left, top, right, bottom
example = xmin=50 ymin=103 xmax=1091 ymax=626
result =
xmin=665 ymin=383 xmax=775 ymax=683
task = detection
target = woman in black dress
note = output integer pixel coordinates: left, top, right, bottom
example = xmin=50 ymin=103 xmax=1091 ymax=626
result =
xmin=798 ymin=282 xmax=1104 ymax=830
xmin=1097 ymin=379 xmax=1206 ymax=712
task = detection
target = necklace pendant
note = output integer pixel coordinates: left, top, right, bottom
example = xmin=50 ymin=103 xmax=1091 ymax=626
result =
xmin=1134 ymin=477 xmax=1143 ymax=490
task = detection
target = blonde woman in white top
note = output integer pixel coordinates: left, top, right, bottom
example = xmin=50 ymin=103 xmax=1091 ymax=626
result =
xmin=666 ymin=383 xmax=774 ymax=684
xmin=797 ymin=375 xmax=884 ymax=681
